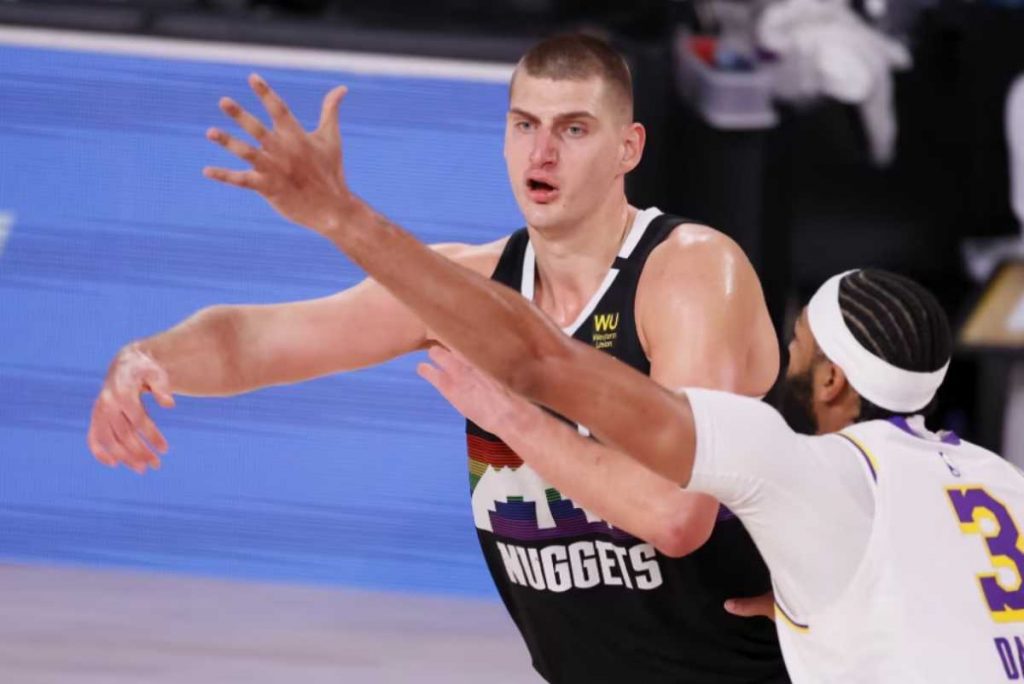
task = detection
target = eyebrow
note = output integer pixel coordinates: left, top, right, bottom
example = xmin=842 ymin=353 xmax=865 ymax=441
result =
xmin=508 ymin=108 xmax=598 ymax=123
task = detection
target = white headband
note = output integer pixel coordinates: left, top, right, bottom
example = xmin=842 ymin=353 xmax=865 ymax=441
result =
xmin=806 ymin=270 xmax=949 ymax=413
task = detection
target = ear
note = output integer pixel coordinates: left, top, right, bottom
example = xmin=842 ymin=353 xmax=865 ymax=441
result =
xmin=815 ymin=360 xmax=849 ymax=404
xmin=621 ymin=122 xmax=645 ymax=174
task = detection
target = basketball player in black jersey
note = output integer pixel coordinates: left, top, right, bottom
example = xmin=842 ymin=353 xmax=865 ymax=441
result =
xmin=90 ymin=35 xmax=788 ymax=682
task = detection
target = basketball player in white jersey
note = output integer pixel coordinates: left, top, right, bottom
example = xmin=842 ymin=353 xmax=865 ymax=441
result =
xmin=175 ymin=63 xmax=1024 ymax=679
xmin=415 ymin=268 xmax=1024 ymax=683
xmin=89 ymin=35 xmax=789 ymax=682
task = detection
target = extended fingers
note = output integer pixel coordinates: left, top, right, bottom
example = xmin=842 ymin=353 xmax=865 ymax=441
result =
xmin=249 ymin=73 xmax=301 ymax=133
xmin=219 ymin=97 xmax=270 ymax=143
xmin=317 ymin=85 xmax=348 ymax=139
xmin=203 ymin=166 xmax=265 ymax=190
xmin=206 ymin=127 xmax=279 ymax=173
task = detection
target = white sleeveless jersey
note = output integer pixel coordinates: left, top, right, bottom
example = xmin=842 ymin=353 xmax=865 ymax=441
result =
xmin=775 ymin=418 xmax=1024 ymax=683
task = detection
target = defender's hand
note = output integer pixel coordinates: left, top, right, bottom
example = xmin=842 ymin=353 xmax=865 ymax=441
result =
xmin=87 ymin=344 xmax=175 ymax=474
xmin=203 ymin=74 xmax=350 ymax=235
xmin=418 ymin=346 xmax=533 ymax=435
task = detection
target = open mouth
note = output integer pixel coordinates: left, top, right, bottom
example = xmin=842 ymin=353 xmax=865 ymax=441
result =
xmin=525 ymin=177 xmax=559 ymax=203
xmin=527 ymin=179 xmax=556 ymax=193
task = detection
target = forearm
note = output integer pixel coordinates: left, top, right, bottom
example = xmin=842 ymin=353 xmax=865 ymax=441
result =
xmin=498 ymin=402 xmax=717 ymax=557
xmin=324 ymin=198 xmax=697 ymax=482
xmin=134 ymin=305 xmax=253 ymax=396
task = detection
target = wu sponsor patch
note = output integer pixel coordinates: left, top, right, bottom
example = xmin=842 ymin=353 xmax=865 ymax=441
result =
xmin=592 ymin=312 xmax=619 ymax=350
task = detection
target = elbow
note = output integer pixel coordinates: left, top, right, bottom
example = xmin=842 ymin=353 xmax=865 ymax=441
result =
xmin=653 ymin=525 xmax=699 ymax=559
xmin=652 ymin=495 xmax=718 ymax=558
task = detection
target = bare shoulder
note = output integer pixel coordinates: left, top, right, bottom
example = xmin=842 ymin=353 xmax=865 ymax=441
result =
xmin=432 ymin=236 xmax=509 ymax=277
xmin=635 ymin=222 xmax=779 ymax=394
xmin=641 ymin=222 xmax=756 ymax=295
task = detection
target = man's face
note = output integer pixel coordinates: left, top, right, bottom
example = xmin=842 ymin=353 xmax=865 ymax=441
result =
xmin=504 ymin=73 xmax=636 ymax=231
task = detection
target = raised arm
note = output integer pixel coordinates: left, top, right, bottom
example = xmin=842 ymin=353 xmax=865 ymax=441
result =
xmin=203 ymin=75 xmax=698 ymax=482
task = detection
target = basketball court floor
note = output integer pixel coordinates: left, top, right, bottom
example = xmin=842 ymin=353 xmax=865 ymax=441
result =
xmin=0 ymin=563 xmax=537 ymax=683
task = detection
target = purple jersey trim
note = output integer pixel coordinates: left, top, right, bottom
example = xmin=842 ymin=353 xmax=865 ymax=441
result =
xmin=888 ymin=416 xmax=961 ymax=446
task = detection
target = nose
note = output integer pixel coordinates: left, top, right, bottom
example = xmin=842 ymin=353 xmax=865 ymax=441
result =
xmin=529 ymin=128 xmax=558 ymax=167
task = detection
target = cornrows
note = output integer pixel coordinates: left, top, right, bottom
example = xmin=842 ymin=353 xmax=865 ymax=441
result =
xmin=837 ymin=270 xmax=951 ymax=374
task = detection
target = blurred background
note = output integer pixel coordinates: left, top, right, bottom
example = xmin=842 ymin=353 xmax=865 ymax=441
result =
xmin=1 ymin=0 xmax=1023 ymax=681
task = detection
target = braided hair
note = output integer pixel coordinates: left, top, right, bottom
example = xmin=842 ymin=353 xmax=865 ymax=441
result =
xmin=836 ymin=269 xmax=952 ymax=420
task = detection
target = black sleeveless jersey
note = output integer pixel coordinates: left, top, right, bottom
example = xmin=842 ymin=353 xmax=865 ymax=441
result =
xmin=465 ymin=210 xmax=788 ymax=683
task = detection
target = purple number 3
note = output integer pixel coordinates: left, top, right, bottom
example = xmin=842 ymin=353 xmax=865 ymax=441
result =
xmin=947 ymin=487 xmax=1024 ymax=622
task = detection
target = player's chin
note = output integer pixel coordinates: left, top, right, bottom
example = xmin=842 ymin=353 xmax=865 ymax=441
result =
xmin=520 ymin=198 xmax=570 ymax=230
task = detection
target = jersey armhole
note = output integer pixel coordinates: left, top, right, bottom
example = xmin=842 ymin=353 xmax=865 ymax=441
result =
xmin=836 ymin=432 xmax=880 ymax=487
xmin=797 ymin=433 xmax=883 ymax=628
xmin=773 ymin=584 xmax=811 ymax=634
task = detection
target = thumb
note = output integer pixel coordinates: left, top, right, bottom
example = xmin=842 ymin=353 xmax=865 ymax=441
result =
xmin=318 ymin=85 xmax=348 ymax=138
xmin=724 ymin=595 xmax=775 ymax=620
xmin=142 ymin=366 xmax=176 ymax=409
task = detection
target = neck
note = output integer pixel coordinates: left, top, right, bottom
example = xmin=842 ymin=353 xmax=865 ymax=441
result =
xmin=528 ymin=192 xmax=636 ymax=328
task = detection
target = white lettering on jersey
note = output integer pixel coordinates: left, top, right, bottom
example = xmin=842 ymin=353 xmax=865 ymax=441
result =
xmin=540 ymin=545 xmax=573 ymax=593
xmin=568 ymin=541 xmax=601 ymax=589
xmin=496 ymin=540 xmax=664 ymax=592
xmin=630 ymin=543 xmax=664 ymax=590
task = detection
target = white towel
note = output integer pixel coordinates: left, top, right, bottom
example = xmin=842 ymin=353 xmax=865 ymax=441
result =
xmin=758 ymin=0 xmax=910 ymax=165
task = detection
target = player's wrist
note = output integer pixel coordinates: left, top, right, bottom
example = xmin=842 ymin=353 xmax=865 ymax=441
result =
xmin=319 ymin=190 xmax=366 ymax=241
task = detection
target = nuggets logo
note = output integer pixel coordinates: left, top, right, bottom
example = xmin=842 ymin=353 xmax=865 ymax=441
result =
xmin=470 ymin=461 xmax=664 ymax=592
xmin=592 ymin=312 xmax=619 ymax=350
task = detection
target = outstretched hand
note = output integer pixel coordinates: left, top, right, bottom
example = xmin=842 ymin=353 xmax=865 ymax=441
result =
xmin=417 ymin=346 xmax=534 ymax=435
xmin=203 ymin=74 xmax=351 ymax=234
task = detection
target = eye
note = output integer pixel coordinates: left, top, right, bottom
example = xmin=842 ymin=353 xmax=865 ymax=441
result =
xmin=566 ymin=124 xmax=585 ymax=137
xmin=514 ymin=120 xmax=534 ymax=132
